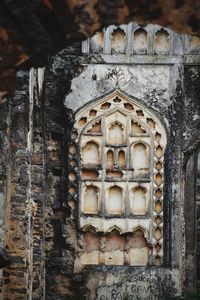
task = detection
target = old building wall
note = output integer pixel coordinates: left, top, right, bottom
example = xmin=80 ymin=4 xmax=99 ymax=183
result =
xmin=0 ymin=69 xmax=47 ymax=300
xmin=62 ymin=24 xmax=183 ymax=299
xmin=0 ymin=99 xmax=10 ymax=298
xmin=0 ymin=23 xmax=200 ymax=300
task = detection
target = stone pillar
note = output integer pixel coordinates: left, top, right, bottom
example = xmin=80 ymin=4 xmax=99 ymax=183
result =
xmin=0 ymin=99 xmax=10 ymax=298
xmin=196 ymin=151 xmax=200 ymax=288
xmin=184 ymin=151 xmax=198 ymax=292
xmin=2 ymin=69 xmax=46 ymax=300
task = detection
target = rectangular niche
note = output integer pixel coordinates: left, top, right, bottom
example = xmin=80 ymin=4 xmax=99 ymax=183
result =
xmin=105 ymin=182 xmax=125 ymax=215
xmin=81 ymin=182 xmax=101 ymax=214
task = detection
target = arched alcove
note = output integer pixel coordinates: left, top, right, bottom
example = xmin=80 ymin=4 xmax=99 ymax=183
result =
xmin=90 ymin=32 xmax=104 ymax=53
xmin=82 ymin=141 xmax=99 ymax=165
xmin=132 ymin=142 xmax=150 ymax=174
xmin=118 ymin=150 xmax=126 ymax=168
xmin=106 ymin=150 xmax=114 ymax=168
xmin=108 ymin=122 xmax=124 ymax=145
xmin=188 ymin=36 xmax=200 ymax=54
xmin=133 ymin=28 xmax=148 ymax=54
xmin=73 ymin=90 xmax=167 ymax=267
xmin=84 ymin=186 xmax=99 ymax=213
xmin=111 ymin=28 xmax=126 ymax=54
xmin=107 ymin=186 xmax=123 ymax=214
xmin=154 ymin=28 xmax=169 ymax=54
xmin=131 ymin=186 xmax=147 ymax=215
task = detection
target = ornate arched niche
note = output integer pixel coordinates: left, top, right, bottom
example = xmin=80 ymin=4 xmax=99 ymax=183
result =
xmin=68 ymin=90 xmax=167 ymax=268
xmin=154 ymin=28 xmax=170 ymax=55
xmin=133 ymin=27 xmax=148 ymax=54
xmin=111 ymin=27 xmax=126 ymax=54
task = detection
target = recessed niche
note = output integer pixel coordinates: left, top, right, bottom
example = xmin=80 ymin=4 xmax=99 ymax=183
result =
xmin=131 ymin=186 xmax=147 ymax=215
xmin=155 ymin=145 xmax=163 ymax=158
xmin=71 ymin=130 xmax=78 ymax=140
xmin=124 ymin=103 xmax=134 ymax=111
xmin=154 ymin=29 xmax=169 ymax=54
xmin=68 ymin=172 xmax=76 ymax=182
xmin=75 ymin=91 xmax=167 ymax=266
xmin=81 ymin=170 xmax=99 ymax=179
xmin=106 ymin=150 xmax=114 ymax=168
xmin=111 ymin=28 xmax=126 ymax=54
xmin=108 ymin=122 xmax=124 ymax=145
xmin=68 ymin=200 xmax=76 ymax=209
xmin=155 ymin=255 xmax=162 ymax=266
xmin=155 ymin=173 xmax=163 ymax=185
xmin=155 ymin=200 xmax=162 ymax=213
xmin=69 ymin=159 xmax=76 ymax=167
xmin=155 ymin=227 xmax=162 ymax=240
xmin=113 ymin=97 xmax=121 ymax=103
xmin=84 ymin=186 xmax=99 ymax=214
xmin=89 ymin=109 xmax=97 ymax=117
xmin=147 ymin=118 xmax=156 ymax=128
xmin=155 ymin=215 xmax=162 ymax=225
xmin=118 ymin=150 xmax=126 ymax=168
xmin=78 ymin=117 xmax=87 ymax=127
xmin=106 ymin=170 xmax=123 ymax=178
xmin=68 ymin=187 xmax=76 ymax=195
xmin=101 ymin=102 xmax=111 ymax=110
xmin=155 ymin=132 xmax=161 ymax=142
xmin=136 ymin=110 xmax=144 ymax=117
xmin=125 ymin=229 xmax=149 ymax=266
xmin=155 ymin=188 xmax=162 ymax=198
xmin=188 ymin=36 xmax=200 ymax=54
xmin=90 ymin=32 xmax=104 ymax=53
xmin=107 ymin=186 xmax=122 ymax=214
xmin=69 ymin=144 xmax=76 ymax=154
xmin=132 ymin=143 xmax=149 ymax=173
xmin=155 ymin=243 xmax=161 ymax=252
xmin=133 ymin=28 xmax=148 ymax=54
xmin=82 ymin=141 xmax=99 ymax=165
xmin=87 ymin=121 xmax=101 ymax=133
xmin=131 ymin=121 xmax=146 ymax=134
xmin=155 ymin=161 xmax=162 ymax=171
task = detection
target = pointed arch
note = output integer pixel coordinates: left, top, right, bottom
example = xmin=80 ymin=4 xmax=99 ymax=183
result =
xmin=133 ymin=27 xmax=148 ymax=54
xmin=111 ymin=27 xmax=126 ymax=54
xmin=154 ymin=28 xmax=170 ymax=54
xmin=107 ymin=225 xmax=123 ymax=234
xmin=82 ymin=224 xmax=99 ymax=233
xmin=132 ymin=225 xmax=149 ymax=240
xmin=70 ymin=89 xmax=167 ymax=266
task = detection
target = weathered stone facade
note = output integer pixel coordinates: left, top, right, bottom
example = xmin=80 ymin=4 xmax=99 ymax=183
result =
xmin=0 ymin=23 xmax=200 ymax=299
